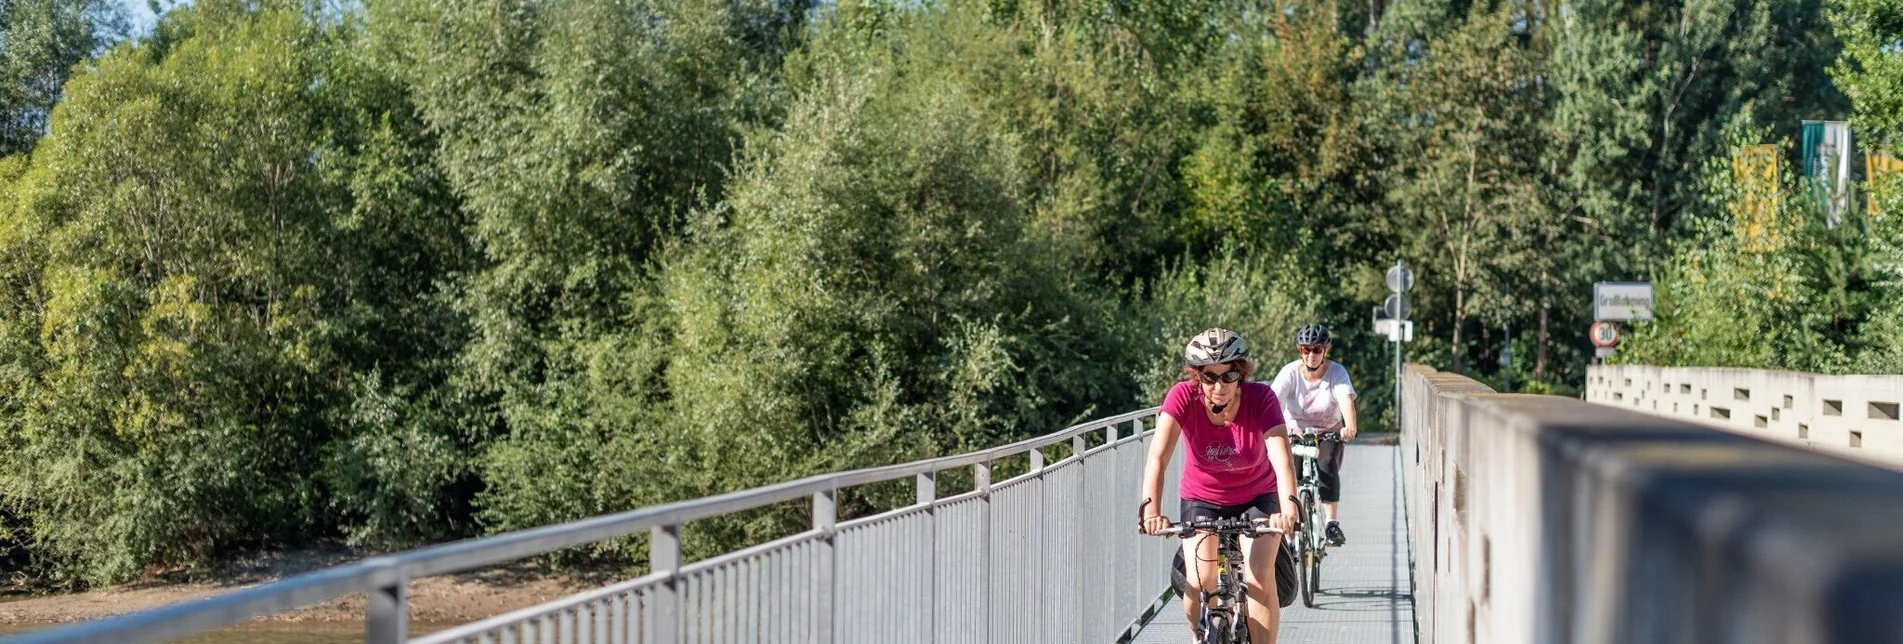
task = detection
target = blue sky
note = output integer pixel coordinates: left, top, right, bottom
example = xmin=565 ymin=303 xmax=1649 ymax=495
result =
xmin=119 ymin=0 xmax=172 ymax=37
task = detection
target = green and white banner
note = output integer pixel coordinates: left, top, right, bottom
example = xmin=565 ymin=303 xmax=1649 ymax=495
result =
xmin=1802 ymin=120 xmax=1853 ymax=225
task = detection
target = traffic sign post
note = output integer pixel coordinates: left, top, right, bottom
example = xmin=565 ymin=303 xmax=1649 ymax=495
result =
xmin=1377 ymin=261 xmax=1414 ymax=435
xmin=1590 ymin=320 xmax=1621 ymax=362
xmin=1386 ymin=262 xmax=1415 ymax=294
xmin=1594 ymin=282 xmax=1653 ymax=321
xmin=1383 ymin=294 xmax=1410 ymax=321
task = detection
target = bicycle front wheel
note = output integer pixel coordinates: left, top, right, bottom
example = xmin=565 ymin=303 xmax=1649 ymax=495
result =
xmin=1298 ymin=488 xmax=1319 ymax=607
xmin=1206 ymin=611 xmax=1230 ymax=644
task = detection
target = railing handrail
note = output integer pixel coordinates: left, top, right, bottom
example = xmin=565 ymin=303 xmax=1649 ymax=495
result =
xmin=3 ymin=406 xmax=1162 ymax=644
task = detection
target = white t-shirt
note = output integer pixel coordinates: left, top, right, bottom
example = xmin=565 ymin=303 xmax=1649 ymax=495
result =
xmin=1271 ymin=360 xmax=1356 ymax=434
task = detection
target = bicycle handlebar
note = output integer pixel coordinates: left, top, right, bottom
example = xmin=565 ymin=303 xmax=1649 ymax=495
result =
xmin=1144 ymin=517 xmax=1284 ymax=538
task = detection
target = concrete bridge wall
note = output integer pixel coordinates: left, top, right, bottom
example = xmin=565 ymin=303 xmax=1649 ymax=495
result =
xmin=1403 ymin=364 xmax=1903 ymax=644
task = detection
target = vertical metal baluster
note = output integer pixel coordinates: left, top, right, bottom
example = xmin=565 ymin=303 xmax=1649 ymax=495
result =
xmin=724 ymin=563 xmax=736 ymax=644
xmin=613 ymin=593 xmax=627 ymax=644
xmin=748 ymin=556 xmax=761 ymax=644
xmin=693 ymin=572 xmax=704 ymax=644
xmin=597 ymin=598 xmax=609 ymax=644
xmin=772 ymin=549 xmax=785 ymax=644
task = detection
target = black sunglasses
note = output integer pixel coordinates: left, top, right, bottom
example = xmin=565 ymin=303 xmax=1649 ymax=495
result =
xmin=1196 ymin=369 xmax=1244 ymax=385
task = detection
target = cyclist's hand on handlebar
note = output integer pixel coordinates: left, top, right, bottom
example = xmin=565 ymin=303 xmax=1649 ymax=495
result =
xmin=1141 ymin=514 xmax=1171 ymax=536
xmin=1268 ymin=512 xmax=1296 ymax=535
xmin=1343 ymin=426 xmax=1358 ymax=441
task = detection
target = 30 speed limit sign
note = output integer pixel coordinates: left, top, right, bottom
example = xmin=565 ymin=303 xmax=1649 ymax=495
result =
xmin=1589 ymin=321 xmax=1621 ymax=348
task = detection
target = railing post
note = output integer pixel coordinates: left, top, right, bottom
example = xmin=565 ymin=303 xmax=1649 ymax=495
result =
xmin=365 ymin=559 xmax=408 ymax=644
xmin=1072 ymin=434 xmax=1089 ymax=644
xmin=1031 ymin=447 xmax=1046 ymax=641
xmin=652 ymin=524 xmax=682 ymax=644
xmin=918 ymin=471 xmax=937 ymax=644
xmin=974 ymin=461 xmax=992 ymax=643
xmin=814 ymin=487 xmax=838 ymax=644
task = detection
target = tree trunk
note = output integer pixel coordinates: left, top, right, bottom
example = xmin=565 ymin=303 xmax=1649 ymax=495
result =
xmin=1537 ymin=303 xmax=1549 ymax=380
xmin=1452 ymin=286 xmax=1466 ymax=371
xmin=1451 ymin=117 xmax=1481 ymax=372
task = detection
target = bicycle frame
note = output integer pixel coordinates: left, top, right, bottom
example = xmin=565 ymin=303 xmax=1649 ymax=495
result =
xmin=1289 ymin=432 xmax=1341 ymax=608
xmin=1157 ymin=518 xmax=1281 ymax=644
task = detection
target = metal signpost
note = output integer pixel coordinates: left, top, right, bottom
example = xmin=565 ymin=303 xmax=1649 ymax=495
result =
xmin=1593 ymin=282 xmax=1654 ymax=321
xmin=1591 ymin=282 xmax=1650 ymax=362
xmin=1376 ymin=261 xmax=1414 ymax=432
xmin=1590 ymin=320 xmax=1621 ymax=361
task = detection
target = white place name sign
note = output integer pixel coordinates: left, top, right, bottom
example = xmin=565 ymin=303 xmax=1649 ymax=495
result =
xmin=1594 ymin=282 xmax=1654 ymax=321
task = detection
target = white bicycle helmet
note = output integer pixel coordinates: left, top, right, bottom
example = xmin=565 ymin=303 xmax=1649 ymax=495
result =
xmin=1185 ymin=328 xmax=1250 ymax=366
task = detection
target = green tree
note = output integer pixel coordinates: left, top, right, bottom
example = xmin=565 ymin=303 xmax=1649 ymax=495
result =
xmin=0 ymin=0 xmax=468 ymax=584
xmin=1362 ymin=0 xmax=1551 ymax=372
xmin=1549 ymin=0 xmax=1846 ymax=256
xmin=1 ymin=0 xmax=125 ymax=156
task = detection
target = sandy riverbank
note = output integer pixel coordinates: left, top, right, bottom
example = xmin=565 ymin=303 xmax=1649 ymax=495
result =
xmin=1 ymin=548 xmax=612 ymax=630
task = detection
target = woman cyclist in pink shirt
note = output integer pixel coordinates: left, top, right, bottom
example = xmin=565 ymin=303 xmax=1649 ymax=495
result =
xmin=1139 ymin=328 xmax=1299 ymax=644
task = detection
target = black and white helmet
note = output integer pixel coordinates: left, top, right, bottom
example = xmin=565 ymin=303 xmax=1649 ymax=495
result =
xmin=1295 ymin=324 xmax=1330 ymax=346
xmin=1185 ymin=328 xmax=1249 ymax=366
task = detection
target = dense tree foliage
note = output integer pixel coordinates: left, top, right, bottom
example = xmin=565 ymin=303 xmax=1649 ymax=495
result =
xmin=1 ymin=0 xmax=125 ymax=156
xmin=1620 ymin=0 xmax=1903 ymax=374
xmin=0 ymin=0 xmax=1879 ymax=585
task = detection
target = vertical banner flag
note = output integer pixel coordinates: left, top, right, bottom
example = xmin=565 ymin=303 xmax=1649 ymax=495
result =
xmin=1868 ymin=151 xmax=1903 ymax=216
xmin=1732 ymin=143 xmax=1782 ymax=251
xmin=1802 ymin=120 xmax=1854 ymax=226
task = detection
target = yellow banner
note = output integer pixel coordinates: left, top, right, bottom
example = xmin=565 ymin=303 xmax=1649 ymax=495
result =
xmin=1732 ymin=144 xmax=1781 ymax=252
xmin=1867 ymin=152 xmax=1903 ymax=216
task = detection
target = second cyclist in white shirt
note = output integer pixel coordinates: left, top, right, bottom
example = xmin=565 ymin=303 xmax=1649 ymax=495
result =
xmin=1269 ymin=324 xmax=1358 ymax=546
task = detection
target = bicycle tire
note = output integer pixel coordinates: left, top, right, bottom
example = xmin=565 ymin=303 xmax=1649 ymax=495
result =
xmin=1234 ymin=588 xmax=1252 ymax=644
xmin=1298 ymin=488 xmax=1319 ymax=608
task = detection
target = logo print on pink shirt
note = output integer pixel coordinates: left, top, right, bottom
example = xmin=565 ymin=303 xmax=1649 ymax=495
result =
xmin=1201 ymin=443 xmax=1239 ymax=469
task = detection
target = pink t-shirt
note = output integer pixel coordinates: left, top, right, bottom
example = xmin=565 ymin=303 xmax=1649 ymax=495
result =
xmin=1162 ymin=380 xmax=1285 ymax=506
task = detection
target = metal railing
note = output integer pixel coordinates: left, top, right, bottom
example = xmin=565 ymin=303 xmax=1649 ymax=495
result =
xmin=5 ymin=407 xmax=1182 ymax=644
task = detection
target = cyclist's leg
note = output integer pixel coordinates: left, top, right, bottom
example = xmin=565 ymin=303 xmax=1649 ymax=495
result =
xmin=1179 ymin=499 xmax=1224 ymax=641
xmin=1319 ymin=437 xmax=1346 ymax=531
xmin=1239 ymin=493 xmax=1283 ymax=644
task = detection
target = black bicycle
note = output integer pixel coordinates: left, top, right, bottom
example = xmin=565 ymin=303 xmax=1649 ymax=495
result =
xmin=1148 ymin=517 xmax=1284 ymax=644
xmin=1288 ymin=432 xmax=1344 ymax=607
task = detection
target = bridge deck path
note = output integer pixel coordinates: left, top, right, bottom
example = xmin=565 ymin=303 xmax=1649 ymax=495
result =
xmin=1130 ymin=444 xmax=1417 ymax=644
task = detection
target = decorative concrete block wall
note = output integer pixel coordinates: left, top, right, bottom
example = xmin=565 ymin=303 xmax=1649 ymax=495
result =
xmin=1587 ymin=365 xmax=1903 ymax=463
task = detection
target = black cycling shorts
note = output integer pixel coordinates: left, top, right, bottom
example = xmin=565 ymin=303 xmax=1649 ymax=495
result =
xmin=1317 ymin=437 xmax=1346 ymax=503
xmin=1171 ymin=492 xmax=1296 ymax=608
xmin=1180 ymin=492 xmax=1281 ymax=524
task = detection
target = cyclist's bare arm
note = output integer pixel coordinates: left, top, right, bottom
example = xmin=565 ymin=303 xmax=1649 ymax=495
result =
xmin=1342 ymin=392 xmax=1360 ymax=440
xmin=1140 ymin=412 xmax=1184 ymax=535
xmin=1264 ymin=425 xmax=1297 ymax=533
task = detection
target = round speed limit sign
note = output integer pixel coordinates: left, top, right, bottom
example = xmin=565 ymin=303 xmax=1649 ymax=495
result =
xmin=1589 ymin=321 xmax=1621 ymax=348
